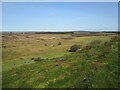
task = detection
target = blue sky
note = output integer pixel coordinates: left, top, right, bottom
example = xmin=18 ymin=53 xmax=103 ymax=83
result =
xmin=2 ymin=2 xmax=118 ymax=32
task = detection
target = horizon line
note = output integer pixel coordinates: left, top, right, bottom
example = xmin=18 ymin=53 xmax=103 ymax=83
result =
xmin=1 ymin=30 xmax=119 ymax=32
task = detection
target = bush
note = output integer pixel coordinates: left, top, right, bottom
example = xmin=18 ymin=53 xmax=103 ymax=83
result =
xmin=58 ymin=42 xmax=62 ymax=45
xmin=110 ymin=36 xmax=119 ymax=42
xmin=20 ymin=57 xmax=23 ymax=60
xmin=103 ymin=42 xmax=109 ymax=45
xmin=83 ymin=46 xmax=92 ymax=50
xmin=44 ymin=44 xmax=47 ymax=46
xmin=33 ymin=57 xmax=43 ymax=61
xmin=69 ymin=44 xmax=81 ymax=52
xmin=31 ymin=57 xmax=34 ymax=60
xmin=89 ymin=40 xmax=102 ymax=47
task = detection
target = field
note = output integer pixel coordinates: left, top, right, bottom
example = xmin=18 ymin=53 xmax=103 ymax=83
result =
xmin=2 ymin=33 xmax=119 ymax=88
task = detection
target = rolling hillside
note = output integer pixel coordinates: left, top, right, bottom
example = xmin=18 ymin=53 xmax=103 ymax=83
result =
xmin=2 ymin=35 xmax=119 ymax=88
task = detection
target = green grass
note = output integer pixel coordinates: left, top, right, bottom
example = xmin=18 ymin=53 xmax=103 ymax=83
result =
xmin=2 ymin=59 xmax=34 ymax=71
xmin=2 ymin=36 xmax=119 ymax=88
xmin=2 ymin=35 xmax=113 ymax=72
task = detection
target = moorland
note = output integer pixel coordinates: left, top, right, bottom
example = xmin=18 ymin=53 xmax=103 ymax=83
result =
xmin=2 ymin=32 xmax=119 ymax=88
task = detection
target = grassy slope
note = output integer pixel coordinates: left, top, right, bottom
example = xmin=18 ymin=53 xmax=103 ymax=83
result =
xmin=2 ymin=39 xmax=118 ymax=88
xmin=2 ymin=35 xmax=112 ymax=72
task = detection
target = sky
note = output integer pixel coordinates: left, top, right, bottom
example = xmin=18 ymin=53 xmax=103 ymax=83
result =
xmin=2 ymin=2 xmax=118 ymax=32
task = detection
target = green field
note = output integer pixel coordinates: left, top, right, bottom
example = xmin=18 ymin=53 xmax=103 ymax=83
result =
xmin=2 ymin=33 xmax=119 ymax=88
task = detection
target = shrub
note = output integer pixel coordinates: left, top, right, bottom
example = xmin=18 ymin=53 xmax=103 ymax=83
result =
xmin=20 ymin=57 xmax=23 ymax=60
xmin=104 ymin=42 xmax=109 ymax=46
xmin=44 ymin=44 xmax=47 ymax=46
xmin=33 ymin=57 xmax=43 ymax=61
xmin=83 ymin=46 xmax=92 ymax=50
xmin=58 ymin=42 xmax=62 ymax=45
xmin=69 ymin=44 xmax=81 ymax=52
xmin=110 ymin=36 xmax=119 ymax=42
xmin=89 ymin=40 xmax=102 ymax=47
xmin=31 ymin=58 xmax=34 ymax=60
